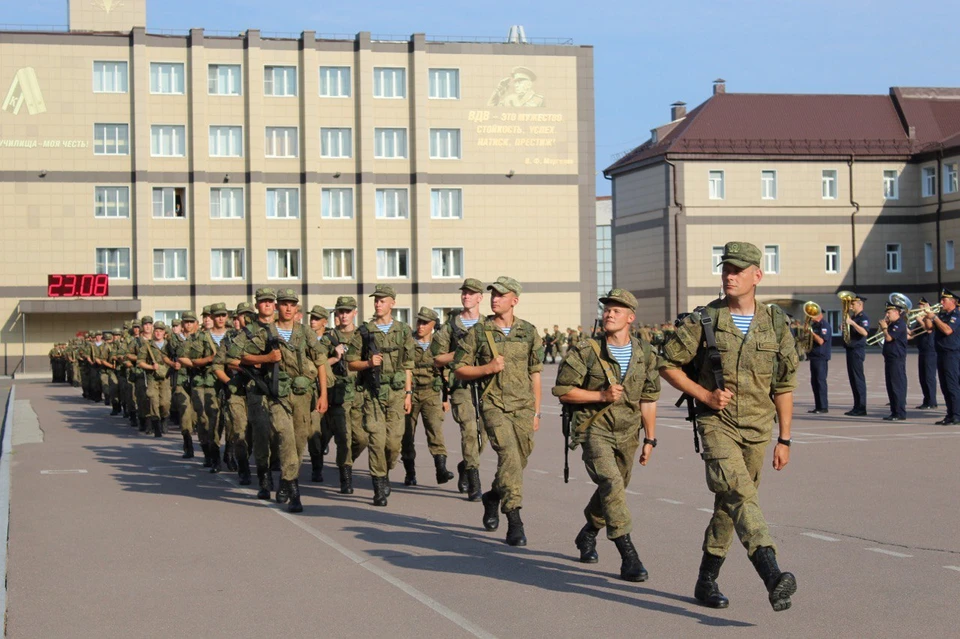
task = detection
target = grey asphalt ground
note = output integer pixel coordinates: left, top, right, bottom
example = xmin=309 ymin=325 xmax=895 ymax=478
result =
xmin=5 ymin=351 xmax=960 ymax=638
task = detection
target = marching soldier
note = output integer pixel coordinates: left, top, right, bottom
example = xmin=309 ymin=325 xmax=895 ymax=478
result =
xmin=138 ymin=322 xmax=174 ymax=437
xmin=552 ymin=325 xmax=564 ymax=361
xmin=542 ymin=329 xmax=556 ymax=364
xmin=452 ymin=276 xmax=544 ymax=546
xmin=843 ymin=294 xmax=870 ymax=416
xmin=169 ymin=318 xmax=183 ymax=426
xmin=99 ymin=331 xmax=121 ymax=416
xmin=89 ymin=330 xmax=105 ymax=404
xmin=806 ymin=309 xmax=831 ymax=414
xmin=322 ymin=296 xmax=364 ymax=494
xmin=213 ymin=303 xmax=257 ymax=484
xmin=923 ymin=289 xmax=960 ymax=425
xmin=910 ymin=297 xmax=938 ymax=410
xmin=307 ymin=305 xmax=334 ymax=483
xmin=129 ymin=318 xmax=153 ymax=432
xmin=879 ymin=300 xmax=908 ymax=421
xmin=171 ymin=312 xmax=198 ymax=458
xmin=180 ymin=303 xmax=229 ymax=470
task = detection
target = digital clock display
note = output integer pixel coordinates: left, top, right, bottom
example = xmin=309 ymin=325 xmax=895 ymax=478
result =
xmin=47 ymin=274 xmax=110 ymax=297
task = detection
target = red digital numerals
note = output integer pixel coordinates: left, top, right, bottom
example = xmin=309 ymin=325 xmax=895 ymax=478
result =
xmin=47 ymin=274 xmax=109 ymax=297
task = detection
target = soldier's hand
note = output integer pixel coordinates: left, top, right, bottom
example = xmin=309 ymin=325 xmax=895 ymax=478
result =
xmin=639 ymin=443 xmax=653 ymax=466
xmin=442 ymin=401 xmax=450 ymax=413
xmin=404 ymin=394 xmax=412 ymax=414
xmin=532 ymin=413 xmax=540 ymax=432
xmin=173 ymin=362 xmax=181 ymax=370
xmin=845 ymin=316 xmax=856 ymax=326
xmin=334 ymin=344 xmax=347 ymax=360
xmin=316 ymin=396 xmax=328 ymax=414
xmin=773 ymin=442 xmax=790 ymax=470
xmin=370 ymin=353 xmax=383 ymax=367
xmin=489 ymin=355 xmax=506 ymax=374
xmin=703 ymin=388 xmax=733 ymax=411
xmin=602 ymin=385 xmax=624 ymax=403
xmin=267 ymin=349 xmax=282 ymax=363
xmin=879 ymin=319 xmax=888 ymax=330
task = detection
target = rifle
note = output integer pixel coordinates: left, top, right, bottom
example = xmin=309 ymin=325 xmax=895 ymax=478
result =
xmin=327 ymin=330 xmax=348 ymax=378
xmin=358 ymin=324 xmax=381 ymax=398
xmin=675 ymin=307 xmax=725 ymax=453
xmin=260 ymin=324 xmax=281 ymax=399
xmin=561 ymin=404 xmax=572 ymax=483
xmin=469 ymin=382 xmax=484 ymax=451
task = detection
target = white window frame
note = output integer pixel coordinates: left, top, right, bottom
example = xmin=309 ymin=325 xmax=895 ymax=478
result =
xmin=760 ymin=170 xmax=777 ymax=200
xmin=320 ymin=128 xmax=352 ymax=158
xmin=947 ymin=240 xmax=956 ymax=271
xmin=208 ymin=64 xmax=241 ymax=96
xmin=152 ymin=187 xmax=187 ymax=219
xmin=264 ymin=65 xmax=297 ymax=97
xmin=945 ymin=163 xmax=959 ymax=195
xmin=825 ymin=245 xmax=840 ymax=274
xmin=883 ymin=169 xmax=899 ymax=200
xmin=885 ymin=243 xmax=902 ymax=273
xmin=376 ymin=248 xmax=410 ymax=279
xmin=266 ymin=188 xmax=300 ymax=219
xmin=210 ymin=187 xmax=244 ymax=219
xmin=154 ymin=311 xmax=183 ymax=325
xmin=430 ymin=128 xmax=461 ymax=159
xmin=711 ymin=246 xmax=723 ymax=274
xmin=821 ymin=169 xmax=838 ymax=199
xmin=149 ymin=62 xmax=185 ymax=95
xmin=93 ymin=123 xmax=129 ymax=156
xmin=210 ymin=248 xmax=245 ymax=280
xmin=375 ymin=188 xmax=409 ymax=219
xmin=265 ymin=127 xmax=299 ymax=158
xmin=373 ymin=67 xmax=406 ymax=99
xmin=150 ymin=125 xmax=187 ymax=157
xmin=428 ymin=68 xmax=460 ymax=100
xmin=925 ymin=242 xmax=934 ymax=273
xmin=322 ymin=248 xmax=355 ymax=280
xmin=431 ymin=247 xmax=464 ymax=279
xmin=153 ymin=248 xmax=188 ymax=281
xmin=374 ymin=128 xmax=408 ymax=159
xmin=431 ymin=188 xmax=463 ymax=219
xmin=708 ymin=170 xmax=725 ymax=200
xmin=321 ymin=188 xmax=354 ymax=219
xmin=95 ymin=248 xmax=130 ymax=279
xmin=392 ymin=308 xmax=411 ymax=324
xmin=319 ymin=66 xmax=351 ymax=98
xmin=825 ymin=310 xmax=842 ymax=337
xmin=208 ymin=125 xmax=243 ymax=157
xmin=267 ymin=249 xmax=301 ymax=280
xmin=923 ymin=166 xmax=938 ymax=198
xmin=94 ymin=186 xmax=130 ymax=218
xmin=763 ymin=245 xmax=780 ymax=274
xmin=93 ymin=61 xmax=128 ymax=93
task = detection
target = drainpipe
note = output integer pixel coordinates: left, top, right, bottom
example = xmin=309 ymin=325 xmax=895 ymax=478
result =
xmin=664 ymin=158 xmax=683 ymax=316
xmin=848 ymin=155 xmax=859 ymax=289
xmin=936 ymin=148 xmax=944 ymax=290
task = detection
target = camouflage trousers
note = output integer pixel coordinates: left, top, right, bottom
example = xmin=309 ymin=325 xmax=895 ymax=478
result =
xmin=123 ymin=370 xmax=138 ymax=415
xmin=145 ymin=377 xmax=171 ymax=420
xmin=581 ymin=428 xmax=640 ymax=539
xmin=360 ymin=389 xmax=405 ymax=478
xmin=401 ymin=387 xmax=447 ymax=461
xmin=450 ymin=387 xmax=486 ymax=470
xmin=290 ymin=392 xmax=317 ymax=462
xmin=135 ymin=374 xmax=149 ymax=420
xmin=191 ymin=386 xmax=220 ymax=446
xmin=483 ymin=405 xmax=535 ymax=513
xmin=173 ymin=383 xmax=195 ymax=435
xmin=314 ymin=398 xmax=361 ymax=468
xmin=224 ymin=392 xmax=249 ymax=447
xmin=102 ymin=370 xmax=119 ymax=407
xmin=99 ymin=370 xmax=112 ymax=402
xmin=247 ymin=391 xmax=298 ymax=481
xmin=699 ymin=426 xmax=776 ymax=558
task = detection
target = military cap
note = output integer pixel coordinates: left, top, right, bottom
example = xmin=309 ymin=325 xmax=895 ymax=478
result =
xmin=210 ymin=302 xmax=229 ymax=316
xmin=852 ymin=294 xmax=868 ymax=302
xmin=719 ymin=242 xmax=762 ymax=269
xmin=460 ymin=278 xmax=484 ymax=293
xmin=131 ymin=320 xmax=141 ymax=329
xmin=181 ymin=310 xmax=198 ymax=322
xmin=235 ymin=302 xmax=257 ymax=318
xmin=153 ymin=321 xmax=167 ymax=331
xmin=512 ymin=66 xmax=537 ymax=82
xmin=335 ymin=295 xmax=358 ymax=310
xmin=140 ymin=315 xmax=154 ymax=325
xmin=919 ymin=296 xmax=930 ymax=305
xmin=416 ymin=307 xmax=439 ymax=323
xmin=112 ymin=327 xmax=121 ymax=335
xmin=122 ymin=320 xmax=132 ymax=329
xmin=308 ymin=305 xmax=329 ymax=319
xmin=599 ymin=288 xmax=638 ymax=312
xmin=885 ymin=301 xmax=905 ymax=312
xmin=255 ymin=287 xmax=278 ymax=302
xmin=276 ymin=288 xmax=300 ymax=303
xmin=171 ymin=318 xmax=182 ymax=326
xmin=94 ymin=329 xmax=103 ymax=335
xmin=370 ymin=284 xmax=396 ymax=299
xmin=201 ymin=305 xmax=212 ymax=316
xmin=102 ymin=329 xmax=113 ymax=337
xmin=940 ymin=288 xmax=956 ymax=300
xmin=487 ymin=276 xmax=522 ymax=296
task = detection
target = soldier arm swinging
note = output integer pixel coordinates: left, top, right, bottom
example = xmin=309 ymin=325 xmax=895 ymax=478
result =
xmin=772 ymin=392 xmax=793 ymax=471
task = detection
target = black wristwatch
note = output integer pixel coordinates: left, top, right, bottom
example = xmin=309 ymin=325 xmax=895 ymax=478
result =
xmin=643 ymin=437 xmax=657 ymax=448
xmin=777 ymin=437 xmax=791 ymax=447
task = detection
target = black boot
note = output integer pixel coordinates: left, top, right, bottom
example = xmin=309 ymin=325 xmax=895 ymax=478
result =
xmin=750 ymin=546 xmax=797 ymax=612
xmin=434 ymin=454 xmax=454 ymax=484
xmin=310 ymin=449 xmax=324 ymax=483
xmin=384 ymin=475 xmax=392 ymax=497
xmin=339 ymin=466 xmax=353 ymax=494
xmin=257 ymin=469 xmax=272 ymax=500
xmin=613 ymin=534 xmax=648 ymax=582
xmin=159 ymin=418 xmax=167 ymax=435
xmin=575 ymin=524 xmax=600 ymax=563
xmin=138 ymin=417 xmax=148 ymax=433
xmin=287 ymin=478 xmax=303 ymax=513
xmin=129 ymin=414 xmax=138 ymax=428
xmin=181 ymin=432 xmax=195 ymax=459
xmin=372 ymin=476 xmax=388 ymax=507
xmin=505 ymin=509 xmax=527 ymax=547
xmin=466 ymin=468 xmax=482 ymax=502
xmin=209 ymin=445 xmax=222 ymax=474
xmin=152 ymin=418 xmax=162 ymax=438
xmin=201 ymin=443 xmax=213 ymax=468
xmin=236 ymin=443 xmax=252 ymax=486
xmin=457 ymin=460 xmax=468 ymax=493
xmin=276 ymin=478 xmax=290 ymax=504
xmin=110 ymin=401 xmax=121 ymax=416
xmin=694 ymin=552 xmax=730 ymax=609
xmin=482 ymin=490 xmax=501 ymax=531
xmin=224 ymin=445 xmax=237 ymax=471
xmin=403 ymin=459 xmax=417 ymax=486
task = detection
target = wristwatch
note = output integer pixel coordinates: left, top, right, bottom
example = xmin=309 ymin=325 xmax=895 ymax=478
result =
xmin=405 ymin=390 xmax=413 ymax=395
xmin=777 ymin=437 xmax=791 ymax=447
xmin=643 ymin=437 xmax=657 ymax=448
xmin=534 ymin=412 xmax=542 ymax=419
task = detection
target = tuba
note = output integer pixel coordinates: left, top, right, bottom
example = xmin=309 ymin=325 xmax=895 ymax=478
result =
xmin=866 ymin=293 xmax=913 ymax=346
xmin=837 ymin=290 xmax=856 ymax=345
xmin=799 ymin=301 xmax=821 ymax=353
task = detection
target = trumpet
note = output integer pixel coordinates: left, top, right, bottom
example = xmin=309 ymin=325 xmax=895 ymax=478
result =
xmin=798 ymin=301 xmax=821 ymax=353
xmin=837 ymin=290 xmax=856 ymax=345
xmin=907 ymin=303 xmax=942 ymax=337
xmin=866 ymin=292 xmax=915 ymax=346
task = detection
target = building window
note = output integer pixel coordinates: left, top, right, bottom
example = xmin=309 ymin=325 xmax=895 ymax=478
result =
xmin=208 ymin=64 xmax=241 ymax=96
xmin=321 ymin=188 xmax=353 ymax=219
xmin=825 ymin=310 xmax=842 ymax=337
xmin=885 ymin=243 xmax=901 ymax=273
xmin=319 ymin=66 xmax=351 ymax=97
xmin=154 ymin=311 xmax=183 ymax=325
xmin=267 ymin=249 xmax=301 ymax=280
xmin=923 ymin=166 xmax=937 ymax=197
xmin=373 ymin=67 xmax=406 ymax=98
xmin=322 ymin=248 xmax=354 ymax=279
xmin=597 ymin=225 xmax=612 ymax=300
xmin=264 ymin=66 xmax=297 ymax=96
xmin=392 ymin=308 xmax=411 ymax=324
xmin=708 ymin=170 xmax=724 ymax=200
xmin=95 ymin=248 xmax=130 ymax=279
xmin=947 ymin=240 xmax=956 ymax=271
xmin=821 ymin=169 xmax=838 ymax=199
xmin=211 ymin=248 xmax=244 ymax=280
xmin=764 ymin=245 xmax=780 ymax=274
xmin=761 ymin=170 xmax=777 ymax=200
xmin=711 ymin=246 xmax=723 ymax=274
xmin=94 ymin=186 xmax=129 ymax=218
xmin=431 ymin=188 xmax=462 ymax=219
xmin=429 ymin=69 xmax=460 ymax=99
xmin=883 ymin=169 xmax=899 ymax=200
xmin=430 ymin=128 xmax=461 ymax=159
xmin=945 ymin=163 xmax=959 ymax=195
xmin=209 ymin=125 xmax=242 ymax=157
xmin=93 ymin=61 xmax=127 ymax=93
xmin=153 ymin=249 xmax=188 ymax=280
xmin=152 ymin=187 xmax=186 ymax=218
xmin=377 ymin=248 xmax=409 ymax=278
xmin=93 ymin=124 xmax=129 ymax=155
xmin=266 ymin=188 xmax=299 ymax=219
xmin=925 ymin=242 xmax=934 ymax=272
xmin=320 ymin=128 xmax=352 ymax=158
xmin=265 ymin=127 xmax=298 ymax=158
xmin=825 ymin=245 xmax=840 ymax=274
xmin=432 ymin=248 xmax=464 ymax=279
xmin=433 ymin=307 xmax=460 ymax=323
xmin=149 ymin=62 xmax=185 ymax=94
xmin=374 ymin=128 xmax=407 ymax=159
xmin=376 ymin=188 xmax=409 ymax=219
xmin=210 ymin=187 xmax=244 ymax=219
xmin=150 ymin=125 xmax=186 ymax=157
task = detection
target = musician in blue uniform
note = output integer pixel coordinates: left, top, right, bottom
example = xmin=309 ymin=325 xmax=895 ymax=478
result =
xmin=923 ymin=289 xmax=960 ymax=426
xmin=843 ymin=294 xmax=870 ymax=416
xmin=879 ymin=301 xmax=908 ymax=421
xmin=908 ymin=297 xmax=938 ymax=410
xmin=806 ymin=309 xmax=831 ymax=414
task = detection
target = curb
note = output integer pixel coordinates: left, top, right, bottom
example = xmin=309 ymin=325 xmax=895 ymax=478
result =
xmin=0 ymin=385 xmax=14 ymax=636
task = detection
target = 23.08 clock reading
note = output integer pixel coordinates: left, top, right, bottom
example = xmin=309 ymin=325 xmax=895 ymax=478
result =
xmin=47 ymin=274 xmax=110 ymax=297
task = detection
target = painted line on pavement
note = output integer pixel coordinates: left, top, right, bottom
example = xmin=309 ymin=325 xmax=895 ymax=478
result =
xmin=148 ymin=465 xmax=195 ymax=471
xmin=39 ymin=469 xmax=87 ymax=475
xmin=625 ymin=490 xmax=642 ymax=496
xmin=866 ymin=548 xmax=912 ymax=558
xmin=658 ymin=498 xmax=683 ymax=505
xmin=697 ymin=508 xmax=714 ymax=514
xmin=530 ymin=469 xmax=550 ymax=475
xmin=802 ymin=532 xmax=839 ymax=542
xmin=943 ymin=566 xmax=960 ymax=572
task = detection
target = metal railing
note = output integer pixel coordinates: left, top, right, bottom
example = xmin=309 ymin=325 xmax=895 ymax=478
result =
xmin=0 ymin=23 xmax=68 ymax=32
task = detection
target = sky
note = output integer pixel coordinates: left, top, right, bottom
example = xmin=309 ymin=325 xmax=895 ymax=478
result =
xmin=4 ymin=0 xmax=960 ymax=195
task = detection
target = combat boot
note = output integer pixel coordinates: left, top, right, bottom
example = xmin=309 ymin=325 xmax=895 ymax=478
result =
xmin=434 ymin=454 xmax=454 ymax=484
xmin=257 ymin=469 xmax=272 ymax=500
xmin=209 ymin=445 xmax=221 ymax=474
xmin=152 ymin=418 xmax=163 ymax=438
xmin=372 ymin=476 xmax=388 ymax=507
xmin=159 ymin=418 xmax=167 ymax=435
xmin=138 ymin=417 xmax=148 ymax=433
xmin=276 ymin=478 xmax=290 ymax=504
xmin=403 ymin=459 xmax=418 ymax=486
xmin=224 ymin=445 xmax=237 ymax=471
xmin=310 ymin=448 xmax=324 ymax=483
xmin=339 ymin=465 xmax=354 ymax=494
xmin=481 ymin=490 xmax=501 ymax=531
xmin=236 ymin=442 xmax=251 ymax=485
xmin=613 ymin=534 xmax=648 ymax=582
xmin=750 ymin=546 xmax=797 ymax=612
xmin=110 ymin=401 xmax=121 ymax=416
xmin=575 ymin=523 xmax=600 ymax=563
xmin=129 ymin=414 xmax=138 ymax=428
xmin=181 ymin=432 xmax=195 ymax=459
xmin=466 ymin=468 xmax=482 ymax=502
xmin=287 ymin=478 xmax=303 ymax=513
xmin=694 ymin=552 xmax=730 ymax=609
xmin=505 ymin=509 xmax=527 ymax=547
xmin=457 ymin=460 xmax=468 ymax=493
xmin=201 ymin=443 xmax=213 ymax=468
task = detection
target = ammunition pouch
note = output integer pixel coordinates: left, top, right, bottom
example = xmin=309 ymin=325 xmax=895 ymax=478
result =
xmin=390 ymin=371 xmax=406 ymax=391
xmin=275 ymin=371 xmax=292 ymax=398
xmin=153 ymin=364 xmax=170 ymax=381
xmin=432 ymin=376 xmax=443 ymax=393
xmin=291 ymin=375 xmax=313 ymax=396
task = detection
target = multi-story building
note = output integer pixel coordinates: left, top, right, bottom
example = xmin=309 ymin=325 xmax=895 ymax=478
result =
xmin=605 ymin=80 xmax=960 ymax=338
xmin=0 ymin=0 xmax=595 ymax=374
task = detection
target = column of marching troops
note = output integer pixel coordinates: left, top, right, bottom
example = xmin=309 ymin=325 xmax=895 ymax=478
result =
xmin=46 ymin=244 xmax=806 ymax=614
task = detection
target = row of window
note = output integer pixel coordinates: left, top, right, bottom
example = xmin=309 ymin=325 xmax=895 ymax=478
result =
xmin=93 ymin=62 xmax=460 ymax=99
xmin=94 ymin=124 xmax=459 ymax=159
xmin=96 ymin=247 xmax=464 ymax=281
xmin=152 ymin=305 xmax=457 ymax=327
xmin=711 ymin=241 xmax=958 ymax=275
xmin=706 ymin=168 xmax=955 ymax=201
xmin=94 ymin=186 xmax=464 ymax=220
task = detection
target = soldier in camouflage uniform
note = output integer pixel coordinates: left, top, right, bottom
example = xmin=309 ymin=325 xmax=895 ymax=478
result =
xmin=554 ymin=289 xmax=661 ymax=583
xmin=171 ymin=312 xmax=198 ymax=458
xmin=138 ymin=322 xmax=175 ymax=437
xmin=431 ymin=278 xmax=487 ymax=501
xmin=213 ymin=302 xmax=257 ymax=484
xmin=453 ymin=276 xmax=544 ymax=546
xmin=97 ymin=331 xmax=121 ymax=415
xmin=307 ymin=305 xmax=334 ymax=483
xmin=67 ymin=337 xmax=81 ymax=387
xmin=87 ymin=330 xmax=106 ymax=404
xmin=660 ymin=241 xmax=799 ymax=612
xmin=180 ymin=304 xmax=229 ymax=470
xmin=401 ymin=307 xmax=454 ymax=487
xmin=128 ymin=318 xmax=153 ymax=432
xmin=346 ymin=284 xmax=415 ymax=507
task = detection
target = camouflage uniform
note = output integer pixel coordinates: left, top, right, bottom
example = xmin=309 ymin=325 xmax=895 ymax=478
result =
xmin=213 ymin=303 xmax=258 ymax=482
xmin=170 ymin=315 xmax=198 ymax=444
xmin=129 ymin=319 xmax=153 ymax=431
xmin=184 ymin=319 xmax=227 ymax=465
xmin=138 ymin=325 xmax=174 ymax=434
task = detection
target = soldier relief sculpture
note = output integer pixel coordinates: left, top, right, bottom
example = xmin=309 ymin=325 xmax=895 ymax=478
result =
xmin=488 ymin=67 xmax=545 ymax=108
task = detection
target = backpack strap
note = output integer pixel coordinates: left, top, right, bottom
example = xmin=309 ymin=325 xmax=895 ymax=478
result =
xmin=572 ymin=338 xmax=621 ymax=439
xmin=696 ymin=305 xmax=726 ymax=392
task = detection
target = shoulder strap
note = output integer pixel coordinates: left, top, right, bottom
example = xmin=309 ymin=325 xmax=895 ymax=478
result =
xmin=696 ymin=305 xmax=726 ymax=392
xmin=586 ymin=338 xmax=619 ymax=387
xmin=483 ymin=327 xmax=499 ymax=359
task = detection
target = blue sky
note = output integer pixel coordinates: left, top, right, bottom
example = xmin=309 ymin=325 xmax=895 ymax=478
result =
xmin=4 ymin=0 xmax=959 ymax=194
